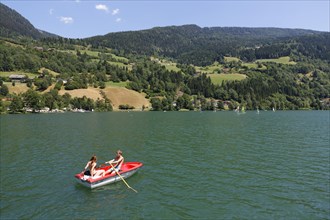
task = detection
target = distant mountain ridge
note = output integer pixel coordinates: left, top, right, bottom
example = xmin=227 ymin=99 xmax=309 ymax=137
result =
xmin=0 ymin=4 xmax=329 ymax=112
xmin=86 ymin=24 xmax=322 ymax=50
xmin=0 ymin=3 xmax=329 ymax=66
xmin=0 ymin=2 xmax=324 ymax=41
xmin=84 ymin=24 xmax=327 ymax=65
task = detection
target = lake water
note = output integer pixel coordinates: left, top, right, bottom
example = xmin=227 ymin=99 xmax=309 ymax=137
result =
xmin=0 ymin=111 xmax=329 ymax=219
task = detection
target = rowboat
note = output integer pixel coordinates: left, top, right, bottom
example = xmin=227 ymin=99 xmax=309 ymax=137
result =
xmin=74 ymin=161 xmax=143 ymax=189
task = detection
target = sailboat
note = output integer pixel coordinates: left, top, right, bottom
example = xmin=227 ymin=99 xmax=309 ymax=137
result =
xmin=241 ymin=106 xmax=246 ymax=114
xmin=235 ymin=106 xmax=246 ymax=114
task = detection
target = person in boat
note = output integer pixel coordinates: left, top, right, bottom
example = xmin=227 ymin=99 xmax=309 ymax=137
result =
xmin=82 ymin=155 xmax=105 ymax=177
xmin=104 ymin=150 xmax=124 ymax=175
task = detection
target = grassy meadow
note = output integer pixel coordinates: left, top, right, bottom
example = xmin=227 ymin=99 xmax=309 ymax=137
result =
xmin=208 ymin=73 xmax=247 ymax=85
xmin=38 ymin=68 xmax=60 ymax=77
xmin=224 ymin=56 xmax=240 ymax=62
xmin=3 ymin=81 xmax=30 ymax=94
xmin=195 ymin=62 xmax=222 ymax=74
xmin=0 ymin=71 xmax=38 ymax=79
xmin=105 ymin=81 xmax=128 ymax=88
xmin=256 ymin=56 xmax=296 ymax=65
xmin=151 ymin=57 xmax=181 ymax=72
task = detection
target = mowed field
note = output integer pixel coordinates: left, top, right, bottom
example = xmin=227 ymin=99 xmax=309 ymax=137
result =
xmin=58 ymin=87 xmax=150 ymax=111
xmin=4 ymin=82 xmax=150 ymax=111
xmin=207 ymin=73 xmax=247 ymax=85
xmin=58 ymin=87 xmax=103 ymax=100
xmin=4 ymin=82 xmax=30 ymax=94
xmin=102 ymin=87 xmax=150 ymax=110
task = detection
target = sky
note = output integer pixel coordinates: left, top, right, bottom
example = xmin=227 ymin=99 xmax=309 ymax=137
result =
xmin=2 ymin=0 xmax=329 ymax=39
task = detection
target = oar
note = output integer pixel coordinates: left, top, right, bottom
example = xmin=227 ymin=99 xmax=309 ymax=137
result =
xmin=110 ymin=163 xmax=138 ymax=193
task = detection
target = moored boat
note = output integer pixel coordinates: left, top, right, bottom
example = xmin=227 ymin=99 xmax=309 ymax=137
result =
xmin=75 ymin=161 xmax=143 ymax=189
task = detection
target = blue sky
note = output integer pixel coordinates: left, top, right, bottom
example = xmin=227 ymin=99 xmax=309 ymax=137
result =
xmin=2 ymin=1 xmax=329 ymax=38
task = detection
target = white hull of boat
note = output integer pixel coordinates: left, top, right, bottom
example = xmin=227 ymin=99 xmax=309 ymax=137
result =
xmin=76 ymin=168 xmax=140 ymax=189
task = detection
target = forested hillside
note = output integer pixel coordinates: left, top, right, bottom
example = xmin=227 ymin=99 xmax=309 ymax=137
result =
xmin=85 ymin=25 xmax=328 ymax=66
xmin=0 ymin=3 xmax=329 ymax=113
xmin=0 ymin=3 xmax=58 ymax=39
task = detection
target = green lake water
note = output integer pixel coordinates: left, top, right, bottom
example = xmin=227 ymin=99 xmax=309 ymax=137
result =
xmin=0 ymin=111 xmax=329 ymax=219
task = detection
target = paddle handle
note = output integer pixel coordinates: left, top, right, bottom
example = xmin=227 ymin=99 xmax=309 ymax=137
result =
xmin=110 ymin=164 xmax=138 ymax=193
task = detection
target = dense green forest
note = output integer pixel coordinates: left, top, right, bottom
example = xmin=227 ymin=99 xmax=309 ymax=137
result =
xmin=85 ymin=25 xmax=329 ymax=66
xmin=0 ymin=3 xmax=329 ymax=113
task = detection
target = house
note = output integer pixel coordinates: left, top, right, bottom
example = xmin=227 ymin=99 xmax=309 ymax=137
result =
xmin=9 ymin=74 xmax=28 ymax=82
xmin=34 ymin=46 xmax=44 ymax=51
xmin=57 ymin=79 xmax=68 ymax=85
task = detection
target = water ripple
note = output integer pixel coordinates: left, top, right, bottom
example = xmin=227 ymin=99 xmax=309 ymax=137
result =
xmin=0 ymin=111 xmax=329 ymax=219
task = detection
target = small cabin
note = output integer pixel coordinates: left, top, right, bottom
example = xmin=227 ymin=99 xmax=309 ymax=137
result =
xmin=34 ymin=46 xmax=44 ymax=51
xmin=9 ymin=74 xmax=28 ymax=82
xmin=57 ymin=79 xmax=68 ymax=85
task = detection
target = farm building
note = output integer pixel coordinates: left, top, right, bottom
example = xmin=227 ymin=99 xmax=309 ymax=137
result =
xmin=9 ymin=74 xmax=28 ymax=82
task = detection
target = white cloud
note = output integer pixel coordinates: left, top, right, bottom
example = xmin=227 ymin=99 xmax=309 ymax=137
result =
xmin=59 ymin=16 xmax=74 ymax=24
xmin=116 ymin=18 xmax=122 ymax=22
xmin=112 ymin=9 xmax=119 ymax=15
xmin=49 ymin=9 xmax=54 ymax=15
xmin=95 ymin=4 xmax=109 ymax=12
